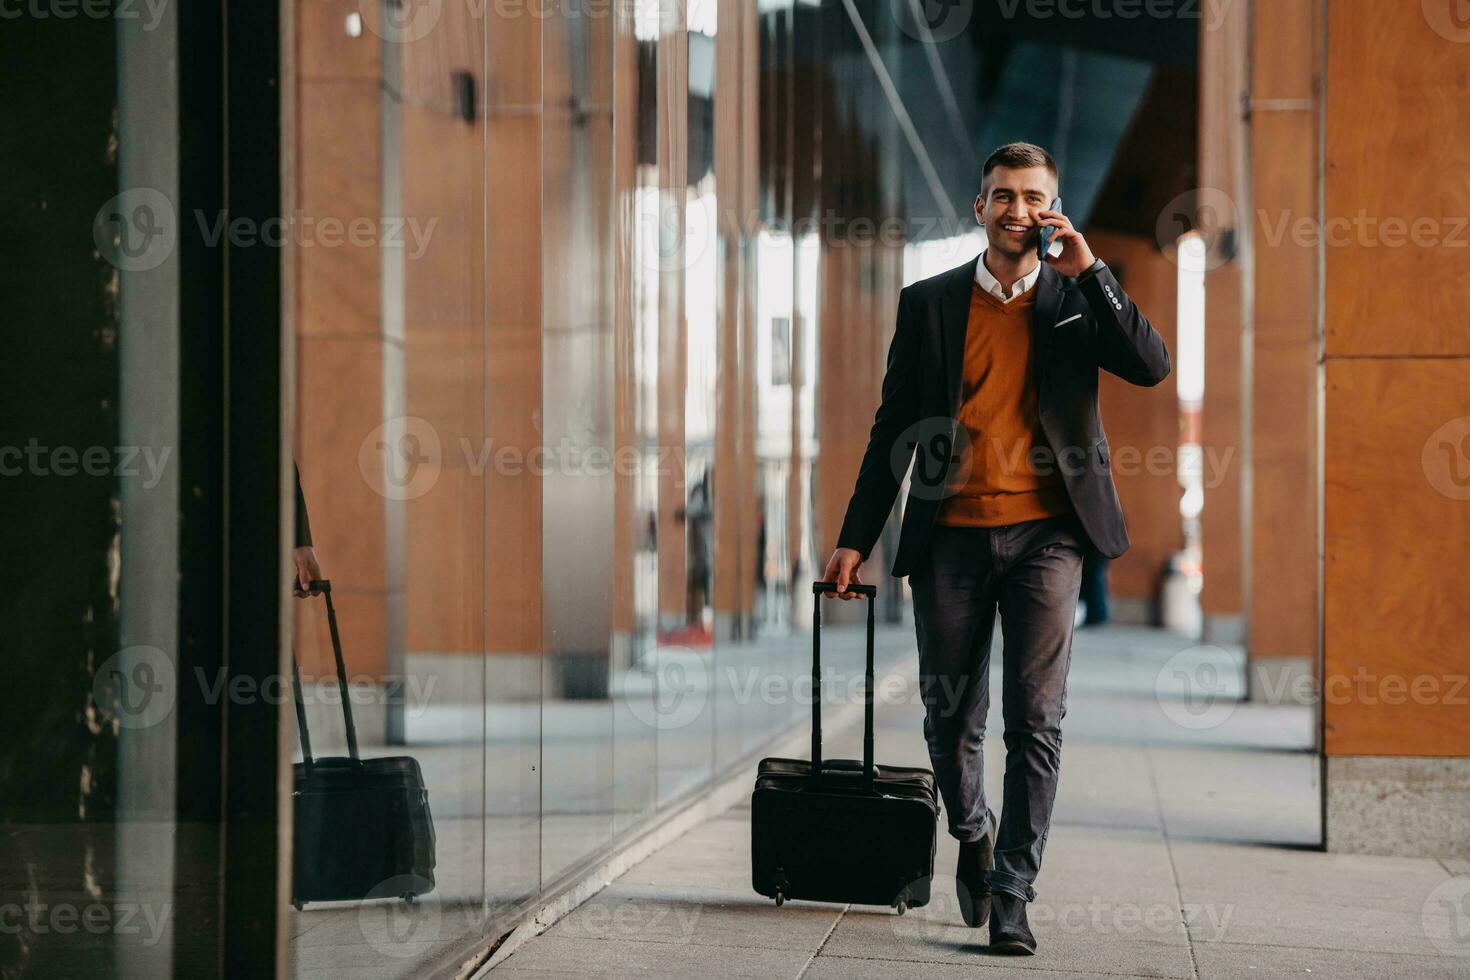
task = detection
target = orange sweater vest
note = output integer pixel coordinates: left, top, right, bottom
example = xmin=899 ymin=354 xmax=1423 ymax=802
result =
xmin=934 ymin=279 xmax=1075 ymax=528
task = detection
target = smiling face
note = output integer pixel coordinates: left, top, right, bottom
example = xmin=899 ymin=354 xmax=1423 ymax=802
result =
xmin=974 ymin=164 xmax=1059 ymax=261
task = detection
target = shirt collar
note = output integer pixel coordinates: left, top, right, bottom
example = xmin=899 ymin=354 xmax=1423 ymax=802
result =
xmin=974 ymin=250 xmax=1040 ymax=303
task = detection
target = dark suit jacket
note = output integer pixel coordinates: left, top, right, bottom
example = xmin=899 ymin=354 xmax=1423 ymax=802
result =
xmin=835 ymin=254 xmax=1170 ymax=578
xmin=294 ymin=462 xmax=313 ymax=549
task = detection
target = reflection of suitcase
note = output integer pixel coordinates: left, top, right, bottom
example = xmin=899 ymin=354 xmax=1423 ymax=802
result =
xmin=751 ymin=582 xmax=939 ymax=913
xmin=291 ymin=580 xmax=436 ymax=908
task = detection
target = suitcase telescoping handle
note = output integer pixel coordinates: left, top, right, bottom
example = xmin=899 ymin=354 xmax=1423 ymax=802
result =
xmin=291 ymin=579 xmax=361 ymax=771
xmin=811 ymin=581 xmax=878 ymax=794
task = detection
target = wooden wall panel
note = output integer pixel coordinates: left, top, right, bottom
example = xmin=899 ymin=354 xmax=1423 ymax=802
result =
xmin=1197 ymin=0 xmax=1249 ymax=621
xmin=655 ymin=26 xmax=689 ymax=636
xmin=293 ymin=5 xmax=387 ymax=678
xmin=1248 ymin=0 xmax=1320 ymax=662
xmin=1324 ymin=359 xmax=1470 ymax=755
xmin=1324 ymin=2 xmax=1470 ymax=358
xmin=610 ymin=14 xmax=640 ymax=644
xmin=400 ymin=98 xmax=490 ymax=658
xmin=1323 ymin=0 xmax=1470 ymax=757
xmin=1200 ymin=259 xmax=1244 ymax=617
xmin=298 ymin=0 xmax=379 ymax=80
xmin=712 ymin=0 xmax=761 ymax=630
xmin=296 ymin=85 xmax=385 ymax=338
xmin=1248 ymin=326 xmax=1317 ymax=659
xmin=295 ymin=338 xmax=389 ymax=678
xmin=482 ymin=105 xmax=542 ymax=653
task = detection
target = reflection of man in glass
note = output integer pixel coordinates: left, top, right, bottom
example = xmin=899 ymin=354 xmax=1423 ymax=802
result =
xmin=820 ymin=143 xmax=1170 ymax=955
xmin=292 ymin=463 xmax=324 ymax=597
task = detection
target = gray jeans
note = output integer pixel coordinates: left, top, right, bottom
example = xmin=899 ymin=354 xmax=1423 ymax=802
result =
xmin=908 ymin=512 xmax=1087 ymax=903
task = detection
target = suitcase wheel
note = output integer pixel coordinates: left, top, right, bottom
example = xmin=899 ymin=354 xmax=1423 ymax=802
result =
xmin=893 ymin=889 xmax=910 ymax=916
xmin=774 ymin=891 xmax=784 ymax=907
xmin=292 ymin=901 xmax=304 ymax=912
xmin=402 ymin=894 xmax=418 ymax=906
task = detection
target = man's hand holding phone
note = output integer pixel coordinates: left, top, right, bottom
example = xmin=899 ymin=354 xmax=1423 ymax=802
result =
xmin=820 ymin=547 xmax=865 ymax=600
xmin=1037 ymin=203 xmax=1097 ymax=278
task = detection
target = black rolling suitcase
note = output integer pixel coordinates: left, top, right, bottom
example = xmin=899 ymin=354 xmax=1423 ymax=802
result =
xmin=291 ymin=580 xmax=436 ymax=908
xmin=751 ymin=581 xmax=939 ymax=913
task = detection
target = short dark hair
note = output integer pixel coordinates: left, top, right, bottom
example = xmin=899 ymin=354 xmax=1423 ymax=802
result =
xmin=980 ymin=142 xmax=1059 ymax=197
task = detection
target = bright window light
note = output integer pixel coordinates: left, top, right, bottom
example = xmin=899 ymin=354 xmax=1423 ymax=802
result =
xmin=1176 ymin=232 xmax=1206 ymax=405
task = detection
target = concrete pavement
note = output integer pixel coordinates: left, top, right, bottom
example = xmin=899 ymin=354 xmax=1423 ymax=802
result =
xmin=487 ymin=624 xmax=1470 ymax=979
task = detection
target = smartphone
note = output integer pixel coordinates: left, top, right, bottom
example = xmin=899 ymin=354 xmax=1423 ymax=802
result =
xmin=1037 ymin=197 xmax=1062 ymax=260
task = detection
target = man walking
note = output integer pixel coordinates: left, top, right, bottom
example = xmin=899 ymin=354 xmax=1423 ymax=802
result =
xmin=821 ymin=143 xmax=1170 ymax=954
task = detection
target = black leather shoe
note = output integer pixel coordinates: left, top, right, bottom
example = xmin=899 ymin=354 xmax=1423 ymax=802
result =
xmin=988 ymin=892 xmax=1036 ymax=954
xmin=955 ymin=807 xmax=996 ymax=927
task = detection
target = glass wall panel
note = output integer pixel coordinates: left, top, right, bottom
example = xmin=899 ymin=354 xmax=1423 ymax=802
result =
xmin=539 ymin=0 xmax=619 ymax=883
xmin=288 ymin=0 xmax=498 ymax=970
xmin=482 ymin=0 xmax=544 ymax=923
xmin=277 ymin=0 xmax=919 ymax=971
xmin=608 ymin=0 xmax=663 ymax=844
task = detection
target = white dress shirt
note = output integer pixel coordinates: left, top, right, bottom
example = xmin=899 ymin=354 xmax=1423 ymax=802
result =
xmin=975 ymin=250 xmax=1042 ymax=303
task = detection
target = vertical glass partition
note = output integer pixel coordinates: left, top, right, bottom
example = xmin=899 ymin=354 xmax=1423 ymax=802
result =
xmin=281 ymin=0 xmax=915 ymax=973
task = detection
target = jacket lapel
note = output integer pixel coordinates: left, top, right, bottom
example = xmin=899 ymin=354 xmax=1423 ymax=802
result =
xmin=1032 ymin=260 xmax=1064 ymax=391
xmin=941 ymin=253 xmax=1066 ymax=415
xmin=940 ymin=253 xmax=981 ymax=417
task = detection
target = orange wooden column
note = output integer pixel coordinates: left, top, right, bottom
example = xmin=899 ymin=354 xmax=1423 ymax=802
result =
xmin=711 ymin=0 xmax=762 ymax=638
xmin=1197 ymin=0 xmax=1249 ymax=644
xmin=1321 ymin=0 xmax=1470 ymax=855
xmin=292 ymin=0 xmax=388 ymax=680
xmin=610 ymin=2 xmax=640 ymax=662
xmin=482 ymin=13 xmax=542 ymax=668
xmin=1085 ymin=231 xmax=1181 ymax=609
xmin=655 ymin=22 xmax=691 ymax=639
xmin=395 ymin=8 xmax=495 ymax=674
xmin=1246 ymin=0 xmax=1319 ymax=694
